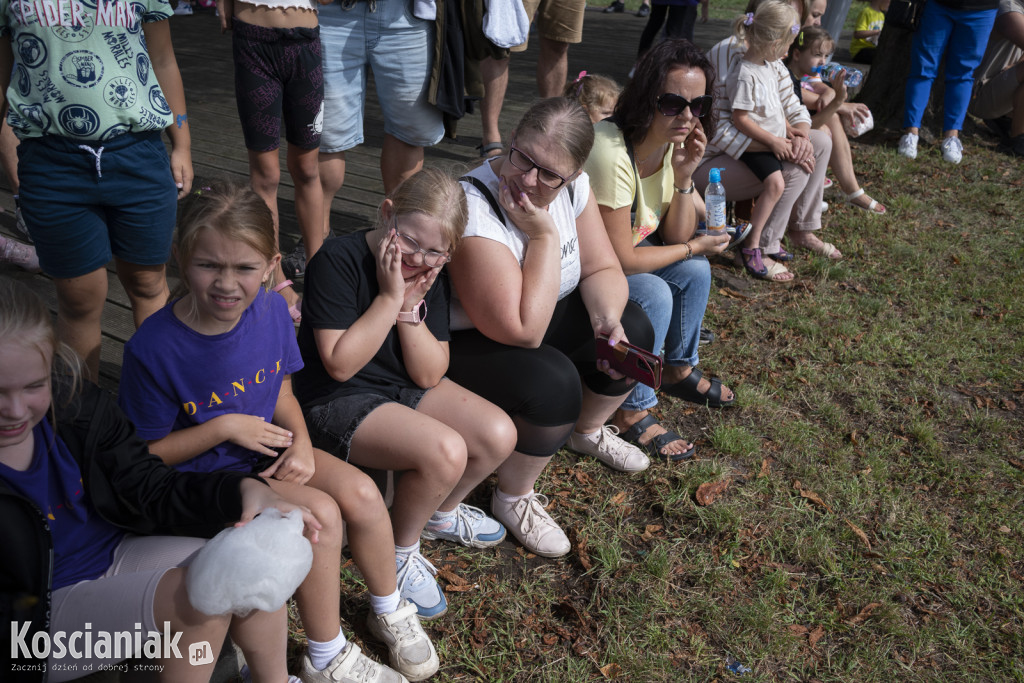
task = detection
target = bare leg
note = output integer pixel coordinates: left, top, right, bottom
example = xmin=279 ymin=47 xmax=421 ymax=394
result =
xmin=116 ymin=260 xmax=170 ymax=329
xmin=247 ymin=149 xmax=298 ymax=308
xmin=480 ymin=56 xmax=510 ymax=152
xmin=306 ymin=450 xmax=398 ymax=598
xmin=573 ymin=385 xmax=630 ymax=434
xmin=824 ymin=115 xmax=886 ymax=212
xmin=415 ymin=379 xmax=516 ymax=511
xmin=287 ymin=144 xmax=327 ymax=261
xmin=263 ymin=479 xmax=345 ymax=642
xmin=496 ymin=452 xmax=553 ymax=497
xmin=54 ymin=268 xmax=108 ymax=381
xmin=227 ymin=606 xmax=292 ymax=683
xmin=536 ymin=37 xmax=570 ymax=98
xmin=348 ymin=403 xmax=468 ymax=547
xmin=319 ymin=150 xmax=346 ymax=240
xmin=380 ymin=135 xmax=424 ymax=195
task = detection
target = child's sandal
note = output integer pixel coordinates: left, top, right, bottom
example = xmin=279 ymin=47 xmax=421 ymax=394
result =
xmin=741 ymin=247 xmax=767 ymax=278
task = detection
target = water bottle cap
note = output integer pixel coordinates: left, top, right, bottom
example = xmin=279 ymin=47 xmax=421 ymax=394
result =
xmin=709 ymin=168 xmax=722 ymax=183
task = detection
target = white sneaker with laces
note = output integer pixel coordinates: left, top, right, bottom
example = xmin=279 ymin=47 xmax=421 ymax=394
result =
xmin=567 ymin=425 xmax=650 ymax=472
xmin=898 ymin=133 xmax=918 ymax=159
xmin=366 ymin=600 xmax=439 ymax=681
xmin=491 ymin=490 xmax=571 ymax=558
xmin=395 ymin=551 xmax=447 ymax=620
xmin=941 ymin=136 xmax=963 ymax=164
xmin=421 ymin=503 xmax=506 ymax=547
xmin=299 ymin=642 xmax=407 ymax=683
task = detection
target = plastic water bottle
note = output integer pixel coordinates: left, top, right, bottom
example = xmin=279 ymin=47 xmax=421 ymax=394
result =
xmin=816 ymin=63 xmax=863 ymax=89
xmin=705 ymin=168 xmax=727 ymax=236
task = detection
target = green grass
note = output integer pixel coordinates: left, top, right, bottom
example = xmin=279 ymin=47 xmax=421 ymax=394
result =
xmin=288 ymin=136 xmax=1024 ymax=680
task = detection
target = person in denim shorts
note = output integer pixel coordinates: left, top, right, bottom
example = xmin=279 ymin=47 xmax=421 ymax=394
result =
xmin=317 ymin=0 xmax=444 ymax=238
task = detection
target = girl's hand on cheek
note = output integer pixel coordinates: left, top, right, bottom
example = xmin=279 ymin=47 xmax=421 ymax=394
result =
xmin=403 ymin=266 xmax=439 ymax=312
xmin=375 ymin=229 xmax=406 ymax=302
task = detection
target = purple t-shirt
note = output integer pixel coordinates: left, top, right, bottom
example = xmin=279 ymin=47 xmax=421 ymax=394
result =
xmin=0 ymin=418 xmax=124 ymax=590
xmin=119 ymin=288 xmax=304 ymax=474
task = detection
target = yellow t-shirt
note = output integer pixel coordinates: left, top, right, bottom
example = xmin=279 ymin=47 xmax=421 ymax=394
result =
xmin=585 ymin=120 xmax=676 ymax=247
xmin=851 ymin=6 xmax=885 ymax=57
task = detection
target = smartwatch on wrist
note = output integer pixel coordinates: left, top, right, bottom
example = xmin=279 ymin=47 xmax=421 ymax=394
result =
xmin=396 ymin=299 xmax=427 ymax=324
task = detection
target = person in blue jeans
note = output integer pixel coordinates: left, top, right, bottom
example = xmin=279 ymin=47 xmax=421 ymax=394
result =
xmin=898 ymin=0 xmax=999 ymax=164
xmin=586 ymin=39 xmax=736 ymax=462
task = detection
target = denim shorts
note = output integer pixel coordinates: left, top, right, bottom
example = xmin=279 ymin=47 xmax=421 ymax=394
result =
xmin=18 ymin=131 xmax=177 ymax=278
xmin=318 ymin=0 xmax=444 ymax=152
xmin=305 ymin=386 xmax=427 ymax=460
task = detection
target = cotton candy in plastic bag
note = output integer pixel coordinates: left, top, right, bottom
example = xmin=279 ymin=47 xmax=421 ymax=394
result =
xmin=187 ymin=507 xmax=313 ymax=617
xmin=842 ymin=109 xmax=874 ymax=138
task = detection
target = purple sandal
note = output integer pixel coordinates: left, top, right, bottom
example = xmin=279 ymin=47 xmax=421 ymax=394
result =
xmin=741 ymin=247 xmax=768 ymax=278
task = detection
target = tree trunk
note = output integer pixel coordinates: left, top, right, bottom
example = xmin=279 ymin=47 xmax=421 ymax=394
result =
xmin=855 ymin=21 xmax=945 ymax=139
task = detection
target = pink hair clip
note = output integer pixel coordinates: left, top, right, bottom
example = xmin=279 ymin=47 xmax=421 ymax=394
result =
xmin=574 ymin=70 xmax=588 ymax=83
xmin=743 ymin=12 xmax=753 ymax=24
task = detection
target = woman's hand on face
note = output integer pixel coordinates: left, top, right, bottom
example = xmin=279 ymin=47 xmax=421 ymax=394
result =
xmin=375 ymin=228 xmax=406 ymax=302
xmin=499 ymin=178 xmax=558 ymax=241
xmin=237 ymin=478 xmax=322 ymax=543
xmin=671 ymin=119 xmax=707 ymax=183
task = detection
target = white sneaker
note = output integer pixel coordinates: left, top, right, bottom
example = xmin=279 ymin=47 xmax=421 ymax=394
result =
xmin=299 ymin=642 xmax=407 ymax=683
xmin=366 ymin=600 xmax=439 ymax=681
xmin=898 ymin=133 xmax=918 ymax=159
xmin=820 ymin=200 xmax=829 ymax=213
xmin=0 ymin=235 xmax=40 ymax=272
xmin=173 ymin=2 xmax=193 ymax=14
xmin=941 ymin=136 xmax=963 ymax=164
xmin=567 ymin=425 xmax=649 ymax=472
xmin=395 ymin=551 xmax=447 ymax=620
xmin=491 ymin=490 xmax=570 ymax=558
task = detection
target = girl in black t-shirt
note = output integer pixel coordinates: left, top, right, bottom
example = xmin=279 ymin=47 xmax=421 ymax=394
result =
xmin=296 ymin=168 xmax=516 ymax=622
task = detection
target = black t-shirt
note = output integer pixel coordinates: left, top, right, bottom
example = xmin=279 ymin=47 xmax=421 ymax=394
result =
xmin=294 ymin=230 xmax=451 ymax=408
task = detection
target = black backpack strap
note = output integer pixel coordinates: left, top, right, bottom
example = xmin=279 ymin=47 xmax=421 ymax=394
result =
xmin=460 ymin=175 xmax=505 ymax=226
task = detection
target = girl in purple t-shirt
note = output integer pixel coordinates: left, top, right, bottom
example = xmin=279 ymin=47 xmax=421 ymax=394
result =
xmin=118 ymin=181 xmax=435 ymax=682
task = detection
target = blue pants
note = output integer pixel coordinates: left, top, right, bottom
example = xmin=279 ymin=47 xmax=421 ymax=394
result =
xmin=620 ymin=254 xmax=710 ymax=412
xmin=902 ymin=2 xmax=997 ymax=132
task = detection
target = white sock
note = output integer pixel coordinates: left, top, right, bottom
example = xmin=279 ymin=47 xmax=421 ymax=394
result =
xmin=427 ymin=508 xmax=457 ymax=527
xmin=395 ymin=541 xmax=420 ymax=558
xmin=370 ymin=589 xmax=402 ymax=616
xmin=495 ymin=488 xmax=531 ymax=505
xmin=307 ymin=628 xmax=347 ymax=671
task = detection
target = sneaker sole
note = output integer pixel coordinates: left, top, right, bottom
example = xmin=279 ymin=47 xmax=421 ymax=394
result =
xmin=420 ymin=528 xmax=506 ymax=548
xmin=415 ymin=601 xmax=448 ymax=621
xmin=565 ymin=444 xmax=650 ymax=473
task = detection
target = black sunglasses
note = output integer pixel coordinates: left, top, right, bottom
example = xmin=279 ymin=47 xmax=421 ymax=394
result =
xmin=656 ymin=93 xmax=713 ymax=118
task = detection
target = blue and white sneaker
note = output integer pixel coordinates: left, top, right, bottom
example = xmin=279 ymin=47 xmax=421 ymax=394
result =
xmin=396 ymin=551 xmax=447 ymax=621
xmin=421 ymin=503 xmax=506 ymax=548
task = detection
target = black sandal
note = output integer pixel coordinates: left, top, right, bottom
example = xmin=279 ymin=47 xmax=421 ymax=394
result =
xmin=661 ymin=368 xmax=736 ymax=408
xmin=621 ymin=414 xmax=695 ymax=462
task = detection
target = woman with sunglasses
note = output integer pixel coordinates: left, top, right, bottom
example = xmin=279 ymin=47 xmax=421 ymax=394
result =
xmin=295 ymin=167 xmax=516 ymax=622
xmin=699 ymin=0 xmax=839 ymax=260
xmin=445 ymin=97 xmax=656 ymax=558
xmin=585 ymin=39 xmax=736 ymax=464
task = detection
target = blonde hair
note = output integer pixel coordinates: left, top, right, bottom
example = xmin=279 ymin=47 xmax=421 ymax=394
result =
xmin=174 ymin=179 xmax=279 ymax=297
xmin=512 ymin=97 xmax=595 ymax=171
xmin=376 ymin=167 xmax=468 ymax=253
xmin=563 ymin=73 xmax=621 ymax=122
xmin=0 ymin=277 xmax=82 ymax=406
xmin=733 ymin=0 xmax=800 ymax=55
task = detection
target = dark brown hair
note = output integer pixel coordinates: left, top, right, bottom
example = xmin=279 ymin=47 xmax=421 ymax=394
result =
xmin=614 ymin=39 xmax=718 ymax=146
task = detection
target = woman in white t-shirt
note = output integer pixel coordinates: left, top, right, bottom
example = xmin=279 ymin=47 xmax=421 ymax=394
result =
xmin=446 ymin=98 xmax=656 ymax=559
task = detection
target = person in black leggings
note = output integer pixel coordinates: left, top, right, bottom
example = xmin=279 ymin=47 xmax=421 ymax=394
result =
xmin=447 ymin=98 xmax=655 ymax=558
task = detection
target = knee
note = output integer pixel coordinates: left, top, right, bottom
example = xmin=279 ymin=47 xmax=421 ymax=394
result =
xmin=337 ymin=469 xmax=387 ymax=522
xmin=306 ymin=490 xmax=344 ymax=542
xmin=431 ymin=432 xmax=468 ymax=482
xmin=765 ymin=173 xmax=786 ymax=199
xmin=288 ymin=153 xmax=320 ymax=186
xmin=123 ymin=271 xmax=168 ymax=301
xmin=483 ymin=413 xmax=517 ymax=465
xmin=250 ymin=165 xmax=282 ymax=195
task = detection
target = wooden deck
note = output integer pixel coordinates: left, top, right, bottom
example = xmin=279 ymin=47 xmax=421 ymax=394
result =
xmin=0 ymin=7 xmax=856 ymax=391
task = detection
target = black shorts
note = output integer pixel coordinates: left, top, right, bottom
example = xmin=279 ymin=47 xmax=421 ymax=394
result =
xmin=232 ymin=19 xmax=323 ymax=152
xmin=739 ymin=150 xmax=784 ymax=182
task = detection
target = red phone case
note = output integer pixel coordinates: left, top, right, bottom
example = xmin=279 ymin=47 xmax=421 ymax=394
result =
xmin=596 ymin=334 xmax=663 ymax=389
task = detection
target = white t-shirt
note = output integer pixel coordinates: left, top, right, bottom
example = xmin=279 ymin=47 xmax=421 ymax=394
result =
xmin=728 ymin=59 xmax=789 ymax=141
xmin=450 ymin=158 xmax=588 ymax=331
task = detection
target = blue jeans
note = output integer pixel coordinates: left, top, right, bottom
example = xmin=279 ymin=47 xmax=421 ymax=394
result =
xmin=620 ymin=254 xmax=710 ymax=411
xmin=902 ymin=2 xmax=997 ymax=132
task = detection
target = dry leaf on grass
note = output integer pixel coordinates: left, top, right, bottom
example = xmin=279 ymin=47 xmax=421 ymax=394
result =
xmin=640 ymin=524 xmax=663 ymax=541
xmin=808 ymin=625 xmax=825 ymax=647
xmin=844 ymin=519 xmax=872 ymax=550
xmin=435 ymin=567 xmax=469 ymax=586
xmin=846 ymin=602 xmax=882 ymax=625
xmin=787 ymin=624 xmax=809 ymax=635
xmin=718 ymin=287 xmax=753 ymax=300
xmin=610 ymin=491 xmax=628 ymax=506
xmin=758 ymin=458 xmax=772 ymax=478
xmin=793 ymin=480 xmax=834 ymax=512
xmin=696 ymin=479 xmax=730 ymax=506
xmin=599 ymin=663 xmax=622 ymax=679
xmin=575 ymin=536 xmax=593 ymax=571
xmin=1007 ymin=458 xmax=1024 ymax=471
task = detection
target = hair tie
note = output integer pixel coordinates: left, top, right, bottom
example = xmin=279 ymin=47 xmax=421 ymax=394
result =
xmin=791 ymin=24 xmax=799 ymax=34
xmin=574 ymin=70 xmax=588 ymax=97
xmin=574 ymin=70 xmax=587 ymax=84
xmin=743 ymin=12 xmax=753 ymax=25
xmin=194 ymin=186 xmax=212 ymax=196
xmin=797 ymin=30 xmax=804 ymax=46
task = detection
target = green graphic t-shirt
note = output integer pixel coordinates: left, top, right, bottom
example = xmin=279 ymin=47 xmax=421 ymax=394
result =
xmin=0 ymin=0 xmax=173 ymax=141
